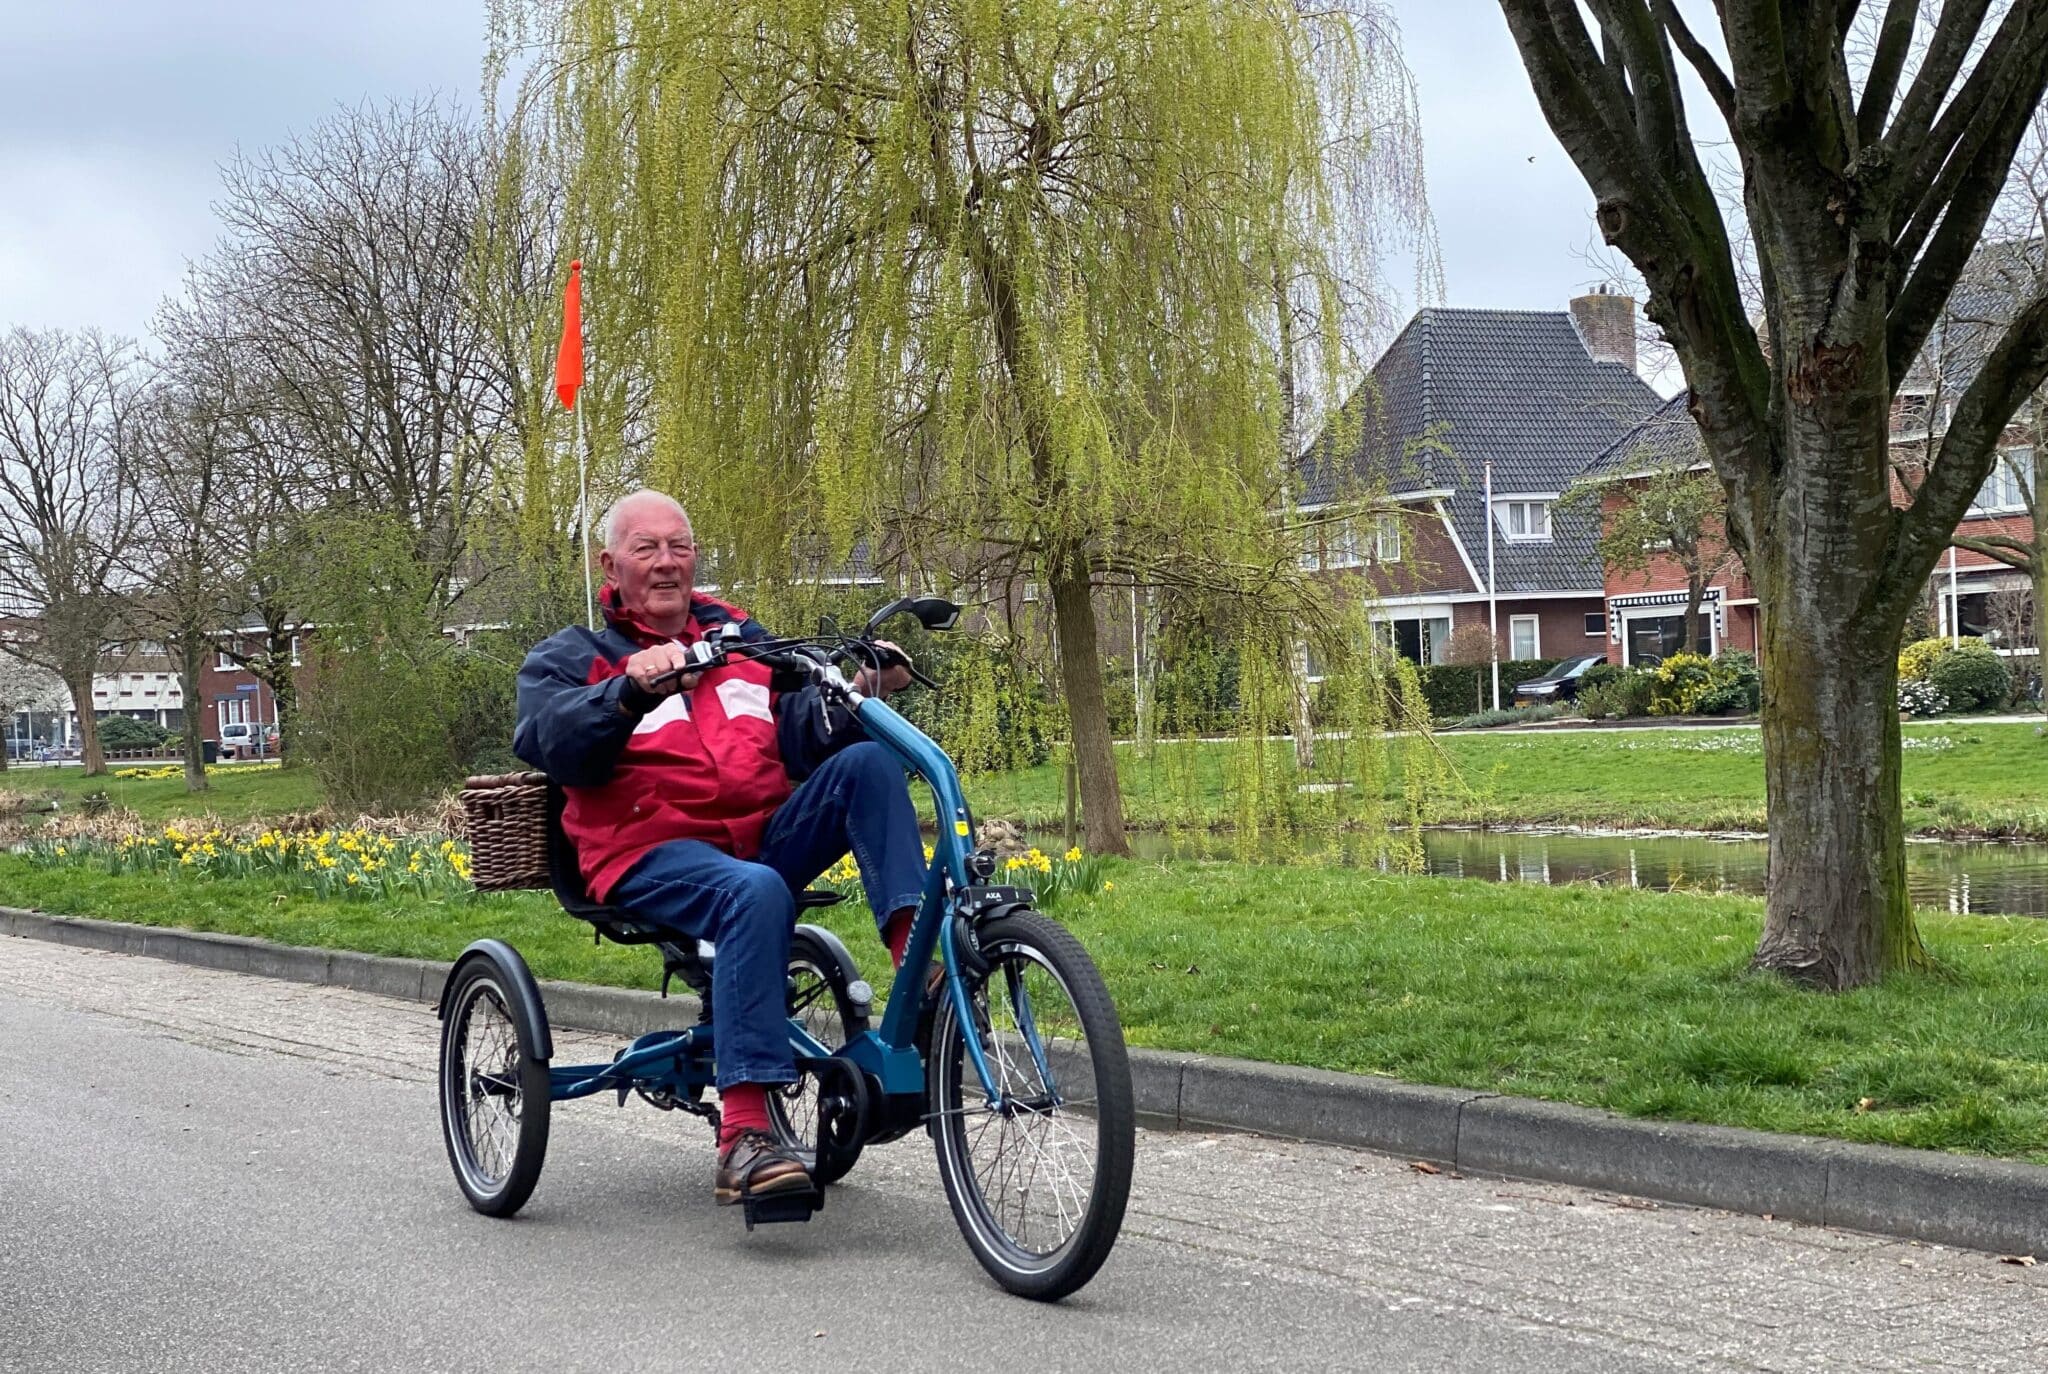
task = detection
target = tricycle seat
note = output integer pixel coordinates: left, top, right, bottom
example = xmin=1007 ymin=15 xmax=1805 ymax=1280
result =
xmin=540 ymin=781 xmax=844 ymax=1001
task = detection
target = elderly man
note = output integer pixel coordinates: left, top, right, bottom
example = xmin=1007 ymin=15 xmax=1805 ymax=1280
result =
xmin=513 ymin=489 xmax=926 ymax=1207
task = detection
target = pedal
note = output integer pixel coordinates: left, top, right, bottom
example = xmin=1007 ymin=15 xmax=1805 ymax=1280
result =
xmin=741 ymin=1186 xmax=823 ymax=1231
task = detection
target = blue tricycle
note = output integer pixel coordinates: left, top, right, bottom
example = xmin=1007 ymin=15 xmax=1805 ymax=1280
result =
xmin=435 ymin=597 xmax=1135 ymax=1301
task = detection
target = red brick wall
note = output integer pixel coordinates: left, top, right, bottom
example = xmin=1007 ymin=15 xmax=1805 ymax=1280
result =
xmin=1451 ymin=597 xmax=1607 ymax=660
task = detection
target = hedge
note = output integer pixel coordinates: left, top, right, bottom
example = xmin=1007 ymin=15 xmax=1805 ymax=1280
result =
xmin=1413 ymin=658 xmax=1563 ymax=719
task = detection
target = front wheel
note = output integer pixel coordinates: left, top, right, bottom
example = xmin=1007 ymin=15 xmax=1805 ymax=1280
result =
xmin=439 ymin=956 xmax=551 ymax=1216
xmin=930 ymin=911 xmax=1135 ymax=1301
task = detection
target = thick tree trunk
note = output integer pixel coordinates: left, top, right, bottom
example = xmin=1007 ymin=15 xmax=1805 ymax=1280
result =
xmin=66 ymin=670 xmax=104 ymax=777
xmin=1049 ymin=563 xmax=1130 ymax=856
xmin=1753 ymin=617 xmax=1925 ymax=985
xmin=179 ymin=636 xmax=209 ymax=792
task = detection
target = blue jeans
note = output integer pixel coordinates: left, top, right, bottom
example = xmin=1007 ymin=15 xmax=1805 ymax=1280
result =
xmin=608 ymin=741 xmax=924 ymax=1089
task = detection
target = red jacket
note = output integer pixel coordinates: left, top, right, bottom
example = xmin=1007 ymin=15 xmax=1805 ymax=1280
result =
xmin=512 ymin=587 xmax=847 ymax=901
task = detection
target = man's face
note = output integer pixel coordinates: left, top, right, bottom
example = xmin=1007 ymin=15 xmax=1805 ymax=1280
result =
xmin=600 ymin=500 xmax=698 ymax=630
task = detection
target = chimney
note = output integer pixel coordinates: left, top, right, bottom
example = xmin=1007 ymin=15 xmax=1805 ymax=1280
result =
xmin=1570 ymin=285 xmax=1638 ymax=374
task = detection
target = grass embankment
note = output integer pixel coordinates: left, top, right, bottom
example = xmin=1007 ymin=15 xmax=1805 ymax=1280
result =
xmin=969 ymin=723 xmax=2048 ymax=839
xmin=7 ymin=853 xmax=2048 ymax=1162
xmin=0 ymin=763 xmax=322 ymax=822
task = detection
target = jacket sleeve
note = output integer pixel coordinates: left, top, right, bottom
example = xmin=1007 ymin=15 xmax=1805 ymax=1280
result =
xmin=512 ymin=631 xmax=652 ymax=787
xmin=777 ymin=682 xmax=867 ymax=783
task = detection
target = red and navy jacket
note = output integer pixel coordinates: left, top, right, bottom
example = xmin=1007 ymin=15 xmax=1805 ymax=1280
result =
xmin=513 ymin=586 xmax=858 ymax=901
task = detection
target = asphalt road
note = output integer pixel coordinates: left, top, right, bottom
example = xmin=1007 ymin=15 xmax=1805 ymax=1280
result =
xmin=4 ymin=939 xmax=2046 ymax=1373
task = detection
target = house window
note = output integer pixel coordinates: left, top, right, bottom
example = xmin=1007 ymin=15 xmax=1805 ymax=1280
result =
xmin=1303 ymin=643 xmax=1326 ymax=683
xmin=290 ymin=635 xmax=303 ymax=666
xmin=1373 ymin=614 xmax=1453 ymax=666
xmin=1509 ymin=615 xmax=1540 ymax=660
xmin=1375 ymin=515 xmax=1402 ymax=564
xmin=1496 ymin=500 xmax=1551 ymax=541
xmin=1970 ymin=447 xmax=2032 ymax=515
xmin=1326 ymin=520 xmax=1365 ymax=569
xmin=1021 ymin=580 xmax=1041 ymax=603
xmin=1585 ymin=612 xmax=1607 ymax=636
xmin=215 ymin=642 xmax=237 ymax=671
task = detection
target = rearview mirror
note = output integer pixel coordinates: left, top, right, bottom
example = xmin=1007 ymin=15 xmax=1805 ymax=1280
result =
xmin=864 ymin=596 xmax=962 ymax=634
xmin=908 ymin=597 xmax=960 ymax=631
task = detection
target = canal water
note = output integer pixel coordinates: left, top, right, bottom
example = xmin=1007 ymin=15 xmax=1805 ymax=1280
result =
xmin=1066 ymin=828 xmax=2048 ymax=918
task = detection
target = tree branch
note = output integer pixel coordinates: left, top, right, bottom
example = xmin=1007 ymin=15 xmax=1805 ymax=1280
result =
xmin=1650 ymin=0 xmax=1735 ymax=123
xmin=1855 ymin=0 xmax=1918 ymax=145
xmin=1887 ymin=288 xmax=2048 ymax=599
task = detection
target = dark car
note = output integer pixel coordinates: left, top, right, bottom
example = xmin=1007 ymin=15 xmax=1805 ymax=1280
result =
xmin=1511 ymin=653 xmax=1609 ymax=706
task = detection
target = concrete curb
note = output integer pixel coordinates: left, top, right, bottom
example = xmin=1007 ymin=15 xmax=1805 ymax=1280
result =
xmin=8 ymin=906 xmax=2046 ymax=1259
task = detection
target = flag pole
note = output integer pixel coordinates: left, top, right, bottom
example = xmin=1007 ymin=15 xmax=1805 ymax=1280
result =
xmin=578 ymin=399 xmax=595 ymax=630
xmin=556 ymin=258 xmax=596 ymax=630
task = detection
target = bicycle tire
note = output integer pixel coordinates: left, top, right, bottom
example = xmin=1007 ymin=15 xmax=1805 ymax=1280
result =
xmin=929 ymin=911 xmax=1134 ymax=1301
xmin=438 ymin=958 xmax=551 ymax=1216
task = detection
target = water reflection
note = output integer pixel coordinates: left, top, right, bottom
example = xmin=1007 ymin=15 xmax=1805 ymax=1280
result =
xmin=1086 ymin=829 xmax=2048 ymax=919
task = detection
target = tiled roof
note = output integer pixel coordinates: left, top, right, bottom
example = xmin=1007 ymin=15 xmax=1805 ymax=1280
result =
xmin=1301 ymin=308 xmax=1661 ymax=593
xmin=1581 ymin=391 xmax=1704 ymax=480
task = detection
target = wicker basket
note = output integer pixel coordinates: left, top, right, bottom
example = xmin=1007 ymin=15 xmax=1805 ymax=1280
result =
xmin=460 ymin=771 xmax=552 ymax=892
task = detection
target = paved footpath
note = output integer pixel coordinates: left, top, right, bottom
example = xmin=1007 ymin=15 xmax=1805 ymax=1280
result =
xmin=3 ymin=940 xmax=2046 ymax=1374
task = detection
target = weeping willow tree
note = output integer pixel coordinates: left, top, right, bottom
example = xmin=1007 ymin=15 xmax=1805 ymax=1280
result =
xmin=489 ymin=0 xmax=1432 ymax=853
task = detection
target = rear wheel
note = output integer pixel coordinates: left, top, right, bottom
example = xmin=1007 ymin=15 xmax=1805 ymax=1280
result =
xmin=930 ymin=911 xmax=1134 ymax=1301
xmin=769 ymin=926 xmax=869 ymax=1185
xmin=438 ymin=959 xmax=550 ymax=1216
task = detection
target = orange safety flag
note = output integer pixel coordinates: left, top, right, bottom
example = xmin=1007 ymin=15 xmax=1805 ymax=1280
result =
xmin=554 ymin=259 xmax=584 ymax=410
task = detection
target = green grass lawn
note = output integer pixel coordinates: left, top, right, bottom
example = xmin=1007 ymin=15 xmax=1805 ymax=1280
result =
xmin=968 ymin=722 xmax=2048 ymax=839
xmin=8 ymin=853 xmax=2048 ymax=1163
xmin=9 ymin=723 xmax=2040 ymax=841
xmin=0 ymin=763 xmax=322 ymax=822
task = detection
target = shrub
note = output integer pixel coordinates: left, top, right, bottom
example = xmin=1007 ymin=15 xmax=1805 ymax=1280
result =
xmin=98 ymin=716 xmax=169 ymax=749
xmin=1579 ymin=661 xmax=1626 ymax=691
xmin=1899 ymin=636 xmax=1949 ymax=683
xmin=1700 ymin=650 xmax=1761 ymax=715
xmin=1413 ymin=658 xmax=1562 ymax=720
xmin=1648 ymin=652 xmax=1716 ymax=715
xmin=1927 ymin=640 xmax=2011 ymax=712
xmin=1580 ymin=667 xmax=1655 ymax=719
xmin=1898 ymin=679 xmax=1949 ymax=717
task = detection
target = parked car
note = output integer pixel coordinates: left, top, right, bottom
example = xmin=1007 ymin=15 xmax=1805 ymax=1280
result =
xmin=217 ymin=722 xmax=280 ymax=760
xmin=1511 ymin=653 xmax=1609 ymax=706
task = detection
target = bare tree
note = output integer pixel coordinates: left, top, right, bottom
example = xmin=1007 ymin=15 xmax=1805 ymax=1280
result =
xmin=124 ymin=345 xmax=246 ymax=791
xmin=191 ymin=99 xmax=515 ymax=606
xmin=0 ymin=329 xmax=142 ymax=776
xmin=1499 ymin=3 xmax=2048 ymax=988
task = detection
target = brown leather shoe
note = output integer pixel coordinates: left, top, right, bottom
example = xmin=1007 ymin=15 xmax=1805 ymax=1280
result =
xmin=715 ymin=1130 xmax=811 ymax=1205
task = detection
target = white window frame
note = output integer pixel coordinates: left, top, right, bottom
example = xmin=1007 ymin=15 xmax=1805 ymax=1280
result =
xmin=1509 ymin=614 xmax=1541 ymax=660
xmin=1970 ymin=446 xmax=2032 ymax=516
xmin=290 ymin=635 xmax=303 ymax=666
xmin=215 ymin=644 xmax=237 ymax=671
xmin=1325 ymin=519 xmax=1366 ymax=569
xmin=1585 ymin=612 xmax=1607 ymax=637
xmin=1374 ymin=515 xmax=1402 ymax=564
xmin=1495 ymin=499 xmax=1553 ymax=542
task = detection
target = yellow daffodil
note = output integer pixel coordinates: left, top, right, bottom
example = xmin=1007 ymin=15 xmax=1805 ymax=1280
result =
xmin=1064 ymin=846 xmax=1082 ymax=862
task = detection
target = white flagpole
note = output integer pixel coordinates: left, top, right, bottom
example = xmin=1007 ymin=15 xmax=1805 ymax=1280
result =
xmin=1485 ymin=459 xmax=1500 ymax=711
xmin=577 ymin=399 xmax=595 ymax=630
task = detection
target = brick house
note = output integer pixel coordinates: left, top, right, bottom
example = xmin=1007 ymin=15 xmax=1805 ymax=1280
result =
xmin=1578 ymin=392 xmax=1763 ymax=665
xmin=1297 ymin=292 xmax=1662 ymax=675
xmin=1585 ymin=252 xmax=2040 ymax=666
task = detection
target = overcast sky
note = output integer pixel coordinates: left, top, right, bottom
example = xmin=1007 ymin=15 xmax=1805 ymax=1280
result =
xmin=0 ymin=2 xmax=1629 ymax=358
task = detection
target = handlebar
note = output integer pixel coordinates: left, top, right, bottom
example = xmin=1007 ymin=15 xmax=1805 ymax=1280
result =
xmin=645 ymin=631 xmax=936 ymax=695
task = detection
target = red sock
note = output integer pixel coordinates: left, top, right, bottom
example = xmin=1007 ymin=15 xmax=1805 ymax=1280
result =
xmin=718 ymin=1082 xmax=771 ymax=1151
xmin=883 ymin=909 xmax=914 ymax=967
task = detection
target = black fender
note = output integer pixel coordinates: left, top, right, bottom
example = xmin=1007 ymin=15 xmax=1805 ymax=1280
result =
xmin=790 ymin=922 xmax=873 ymax=1031
xmin=437 ymin=938 xmax=553 ymax=1061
